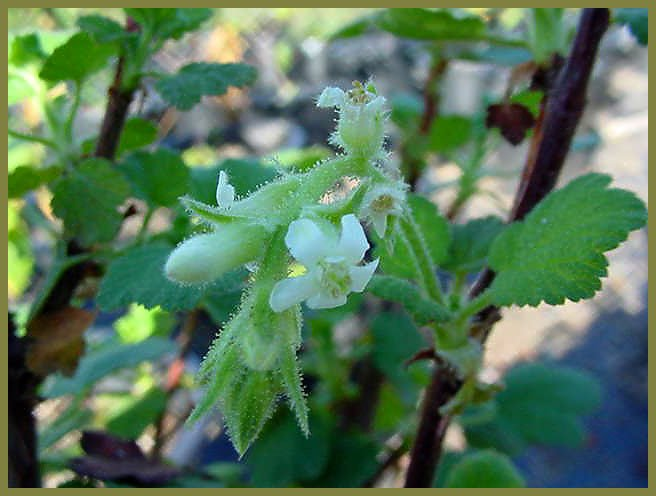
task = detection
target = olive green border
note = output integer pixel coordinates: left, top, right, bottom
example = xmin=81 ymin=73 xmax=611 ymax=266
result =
xmin=4 ymin=3 xmax=652 ymax=494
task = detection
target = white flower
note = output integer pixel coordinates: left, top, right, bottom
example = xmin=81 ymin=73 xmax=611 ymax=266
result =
xmin=269 ymin=214 xmax=379 ymax=312
xmin=216 ymin=170 xmax=235 ymax=208
xmin=360 ymin=183 xmax=407 ymax=238
xmin=316 ymin=81 xmax=387 ymax=158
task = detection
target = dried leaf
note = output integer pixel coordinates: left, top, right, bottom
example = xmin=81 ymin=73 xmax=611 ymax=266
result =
xmin=70 ymin=431 xmax=179 ymax=486
xmin=26 ymin=306 xmax=96 ymax=377
xmin=485 ymin=103 xmax=535 ymax=145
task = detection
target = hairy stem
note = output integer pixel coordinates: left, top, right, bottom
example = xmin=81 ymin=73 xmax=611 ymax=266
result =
xmin=404 ymin=8 xmax=611 ymax=487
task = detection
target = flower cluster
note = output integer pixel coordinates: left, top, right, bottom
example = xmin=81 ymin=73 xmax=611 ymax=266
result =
xmin=164 ymin=81 xmax=411 ymax=454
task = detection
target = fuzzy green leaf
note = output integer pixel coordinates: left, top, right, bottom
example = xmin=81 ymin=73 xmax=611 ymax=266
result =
xmin=105 ymin=387 xmax=168 ymax=439
xmin=443 ymin=216 xmax=505 ymax=274
xmin=371 ymin=312 xmax=428 ymax=394
xmin=378 ymin=193 xmax=450 ymax=278
xmin=156 ymin=62 xmax=257 ymax=110
xmin=444 ymin=450 xmax=525 ymax=488
xmin=77 ymin=15 xmax=131 ymax=44
xmin=116 ymin=117 xmax=158 ymax=157
xmin=528 ymin=8 xmax=568 ymax=63
xmin=464 ymin=362 xmax=602 ymax=455
xmin=9 ymin=33 xmax=46 ymax=67
xmin=124 ymin=8 xmax=213 ymax=41
xmin=488 ymin=174 xmax=647 ymax=307
xmin=51 ymin=158 xmax=130 ymax=245
xmin=367 ymin=275 xmax=450 ymax=324
xmin=376 ymin=8 xmax=486 ymax=41
xmin=311 ymin=431 xmax=379 ymax=487
xmin=120 ymin=149 xmax=190 ymax=207
xmin=9 ymin=164 xmax=62 ymax=199
xmin=97 ymin=242 xmax=206 ymax=311
xmin=428 ymin=115 xmax=472 ymax=153
xmin=39 ymin=32 xmax=115 ymax=83
xmin=245 ymin=412 xmax=332 ymax=487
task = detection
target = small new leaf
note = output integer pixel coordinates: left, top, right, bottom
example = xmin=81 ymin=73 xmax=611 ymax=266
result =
xmin=156 ymin=62 xmax=257 ymax=110
xmin=488 ymin=174 xmax=647 ymax=307
xmin=39 ymin=32 xmax=115 ymax=83
xmin=444 ymin=450 xmax=525 ymax=488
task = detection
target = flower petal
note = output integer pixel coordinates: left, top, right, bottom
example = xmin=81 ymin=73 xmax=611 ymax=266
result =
xmin=269 ymin=273 xmax=320 ymax=313
xmin=349 ymin=258 xmax=379 ymax=292
xmin=317 ymin=87 xmax=345 ymax=108
xmin=285 ymin=218 xmax=330 ymax=266
xmin=306 ymin=291 xmax=348 ymax=310
xmin=337 ymin=214 xmax=369 ymax=264
xmin=371 ymin=212 xmax=388 ymax=238
xmin=216 ymin=170 xmax=235 ymax=208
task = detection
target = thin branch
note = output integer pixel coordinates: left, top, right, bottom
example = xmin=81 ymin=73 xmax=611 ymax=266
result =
xmin=404 ymin=8 xmax=611 ymax=487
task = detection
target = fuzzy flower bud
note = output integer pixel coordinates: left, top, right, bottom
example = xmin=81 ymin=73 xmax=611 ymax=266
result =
xmin=165 ymin=222 xmax=268 ymax=285
xmin=317 ymin=81 xmax=387 ymax=159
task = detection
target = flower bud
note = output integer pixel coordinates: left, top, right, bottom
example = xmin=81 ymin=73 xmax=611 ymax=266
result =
xmin=318 ymin=81 xmax=387 ymax=159
xmin=165 ymin=222 xmax=269 ymax=285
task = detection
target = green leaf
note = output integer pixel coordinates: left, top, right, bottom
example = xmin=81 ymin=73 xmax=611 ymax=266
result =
xmin=245 ymin=412 xmax=332 ymax=487
xmin=51 ymin=158 xmax=130 ymax=245
xmin=124 ymin=8 xmax=213 ymax=41
xmin=9 ymin=164 xmax=62 ymax=199
xmin=371 ymin=312 xmax=428 ymax=395
xmin=509 ymin=90 xmax=543 ymax=117
xmin=116 ymin=118 xmax=158 ymax=157
xmin=464 ymin=362 xmax=602 ymax=455
xmin=189 ymin=158 xmax=277 ymax=205
xmin=528 ymin=8 xmax=567 ymax=63
xmin=444 ymin=450 xmax=525 ymax=487
xmin=328 ymin=15 xmax=376 ymax=40
xmin=428 ymin=115 xmax=472 ymax=153
xmin=156 ymin=62 xmax=257 ymax=110
xmin=9 ymin=33 xmax=46 ymax=67
xmin=77 ymin=15 xmax=131 ymax=44
xmin=105 ymin=387 xmax=168 ymax=439
xmin=390 ymin=93 xmax=423 ymax=132
xmin=367 ymin=275 xmax=450 ymax=325
xmin=376 ymin=8 xmax=486 ymax=41
xmin=39 ymin=32 xmax=115 ymax=83
xmin=614 ymin=9 xmax=648 ymax=45
xmin=114 ymin=304 xmax=174 ymax=343
xmin=488 ymin=174 xmax=647 ymax=307
xmin=40 ymin=337 xmax=176 ymax=398
xmin=443 ymin=216 xmax=505 ymax=274
xmin=378 ymin=193 xmax=450 ymax=278
xmin=120 ymin=149 xmax=190 ymax=207
xmin=311 ymin=431 xmax=379 ymax=487
xmin=97 ymin=242 xmax=207 ymax=311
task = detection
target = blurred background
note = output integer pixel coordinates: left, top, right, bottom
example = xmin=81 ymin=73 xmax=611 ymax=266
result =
xmin=8 ymin=8 xmax=648 ymax=487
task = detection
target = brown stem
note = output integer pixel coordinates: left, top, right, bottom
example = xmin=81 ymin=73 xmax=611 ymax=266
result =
xmin=94 ymin=57 xmax=135 ymax=160
xmin=8 ymin=313 xmax=41 ymax=487
xmin=404 ymin=8 xmax=610 ymax=487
